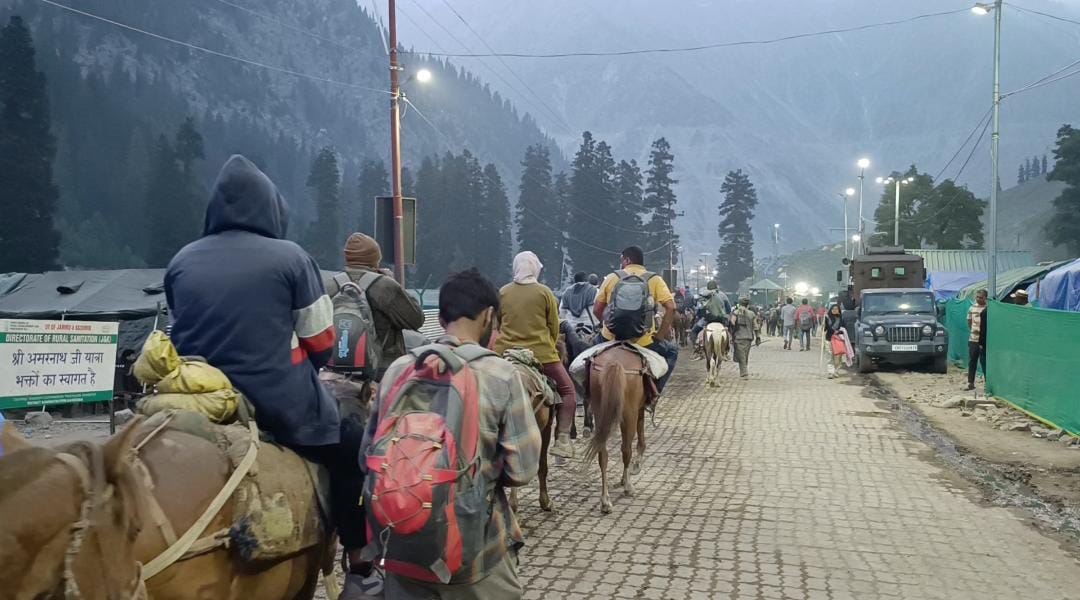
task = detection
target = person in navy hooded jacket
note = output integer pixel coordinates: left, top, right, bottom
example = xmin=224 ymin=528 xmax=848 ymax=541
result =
xmin=165 ymin=155 xmax=378 ymax=597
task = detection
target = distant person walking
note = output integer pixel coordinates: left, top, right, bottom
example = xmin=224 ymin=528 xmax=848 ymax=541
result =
xmin=731 ymin=297 xmax=756 ymax=378
xmin=794 ymin=298 xmax=816 ymax=351
xmin=966 ymin=289 xmax=988 ymax=391
xmin=780 ymin=298 xmax=797 ymax=350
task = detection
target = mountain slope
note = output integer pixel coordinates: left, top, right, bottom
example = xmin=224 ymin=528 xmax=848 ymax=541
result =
xmin=2 ymin=0 xmax=557 ymax=266
xmin=393 ymin=0 xmax=1080 ymax=256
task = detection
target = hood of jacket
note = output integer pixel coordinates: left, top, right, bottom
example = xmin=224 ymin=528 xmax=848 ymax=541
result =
xmin=563 ymin=281 xmax=596 ymax=317
xmin=203 ymin=155 xmax=289 ymax=239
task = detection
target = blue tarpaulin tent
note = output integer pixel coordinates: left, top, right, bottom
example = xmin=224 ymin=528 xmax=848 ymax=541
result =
xmin=1028 ymin=258 xmax=1080 ymax=312
xmin=926 ymin=271 xmax=984 ymax=302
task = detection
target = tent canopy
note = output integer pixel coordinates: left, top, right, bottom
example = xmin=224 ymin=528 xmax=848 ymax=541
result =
xmin=956 ymin=262 xmax=1070 ymax=302
xmin=1027 ymin=258 xmax=1080 ymax=312
xmin=748 ymin=278 xmax=784 ymax=291
xmin=0 ymin=269 xmax=167 ymax=320
xmin=926 ymin=271 xmax=984 ymax=302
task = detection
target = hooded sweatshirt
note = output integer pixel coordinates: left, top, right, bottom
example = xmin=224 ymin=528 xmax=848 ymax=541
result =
xmin=165 ymin=156 xmax=339 ymax=447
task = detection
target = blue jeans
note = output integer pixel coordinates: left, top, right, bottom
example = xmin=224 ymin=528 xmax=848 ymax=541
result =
xmin=644 ymin=339 xmax=678 ymax=394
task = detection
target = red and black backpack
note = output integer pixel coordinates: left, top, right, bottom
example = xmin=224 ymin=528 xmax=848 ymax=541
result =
xmin=361 ymin=342 xmax=493 ymax=584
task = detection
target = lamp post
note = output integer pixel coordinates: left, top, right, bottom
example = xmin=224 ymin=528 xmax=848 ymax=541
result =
xmin=876 ymin=175 xmax=914 ymax=247
xmin=856 ymin=158 xmax=870 ymax=253
xmin=839 ymin=188 xmax=855 ymax=257
xmin=973 ymin=1 xmax=1002 ymax=296
xmin=851 ymin=234 xmax=861 ymax=260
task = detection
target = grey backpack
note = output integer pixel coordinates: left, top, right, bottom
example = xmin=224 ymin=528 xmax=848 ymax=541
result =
xmin=327 ymin=272 xmax=381 ymax=378
xmin=606 ymin=270 xmax=657 ymax=341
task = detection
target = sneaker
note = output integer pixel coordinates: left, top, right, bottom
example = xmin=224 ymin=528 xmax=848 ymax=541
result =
xmin=550 ymin=433 xmax=574 ymax=459
xmin=964 ymin=384 xmax=975 ymax=391
xmin=341 ymin=569 xmax=384 ymax=600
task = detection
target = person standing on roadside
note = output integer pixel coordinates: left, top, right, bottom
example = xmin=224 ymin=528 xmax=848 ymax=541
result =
xmin=731 ymin=297 xmax=756 ymax=378
xmin=966 ymin=289 xmax=988 ymax=391
xmin=780 ymin=298 xmax=797 ymax=350
xmin=824 ymin=303 xmax=850 ymax=378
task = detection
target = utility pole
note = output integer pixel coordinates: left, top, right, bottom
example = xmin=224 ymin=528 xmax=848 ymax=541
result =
xmin=893 ymin=181 xmax=901 ymax=246
xmin=388 ymin=0 xmax=406 ymax=285
xmin=988 ymin=0 xmax=1003 ymax=297
xmin=857 ymin=158 xmax=870 ymax=254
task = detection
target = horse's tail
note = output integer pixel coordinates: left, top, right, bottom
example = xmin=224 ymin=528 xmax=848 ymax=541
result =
xmin=583 ymin=361 xmax=625 ymax=464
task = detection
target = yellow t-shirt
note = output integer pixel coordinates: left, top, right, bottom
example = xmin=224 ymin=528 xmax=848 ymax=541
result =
xmin=596 ymin=265 xmax=674 ymax=347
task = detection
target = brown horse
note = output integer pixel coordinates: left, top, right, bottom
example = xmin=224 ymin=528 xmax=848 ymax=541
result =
xmin=1 ymin=417 xmax=336 ymax=600
xmin=583 ymin=345 xmax=649 ymax=514
xmin=0 ymin=419 xmax=146 ymax=600
xmin=673 ymin=310 xmax=690 ymax=347
xmin=507 ymin=358 xmax=555 ymax=512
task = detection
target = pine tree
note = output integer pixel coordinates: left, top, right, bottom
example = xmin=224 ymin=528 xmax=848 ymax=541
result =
xmin=872 ymin=166 xmax=930 ymax=249
xmin=413 ymin=155 xmax=444 ymax=284
xmin=1025 ymin=157 xmax=1033 ymax=180
xmin=1042 ymin=154 xmax=1049 ymax=176
xmin=715 ymin=169 xmax=758 ymax=291
xmin=477 ymin=163 xmax=512 ymax=284
xmin=306 ymin=146 xmax=342 ymax=269
xmin=1018 ymin=163 xmax=1027 ymax=185
xmin=1046 ymin=124 xmax=1080 ymax=255
xmin=612 ymin=159 xmax=646 ymax=253
xmin=143 ymin=118 xmax=206 ymax=267
xmin=0 ymin=16 xmax=59 ymax=271
xmin=516 ymin=144 xmax=562 ymax=287
xmin=355 ymin=158 xmax=389 ymax=236
xmin=643 ymin=137 xmax=678 ymax=271
xmin=566 ymin=132 xmax=617 ymax=273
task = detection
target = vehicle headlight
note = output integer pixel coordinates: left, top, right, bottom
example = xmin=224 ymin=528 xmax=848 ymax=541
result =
xmin=922 ymin=325 xmax=933 ymax=337
xmin=874 ymin=325 xmax=885 ymax=336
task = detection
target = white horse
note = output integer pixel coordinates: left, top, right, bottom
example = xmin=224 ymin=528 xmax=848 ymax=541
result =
xmin=703 ymin=322 xmax=730 ymax=386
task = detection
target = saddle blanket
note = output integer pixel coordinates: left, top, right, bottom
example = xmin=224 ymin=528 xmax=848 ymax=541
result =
xmin=568 ymin=341 xmax=668 ymax=387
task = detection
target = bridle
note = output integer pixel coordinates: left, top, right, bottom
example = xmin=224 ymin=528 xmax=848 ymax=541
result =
xmin=51 ymin=443 xmax=146 ymax=600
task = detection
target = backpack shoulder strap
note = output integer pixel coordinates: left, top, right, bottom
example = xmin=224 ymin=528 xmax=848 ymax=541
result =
xmin=643 ymin=271 xmax=657 ymax=280
xmin=615 ymin=269 xmax=629 ymax=280
xmin=354 ymin=271 xmax=382 ymax=293
xmin=330 ymin=272 xmax=350 ymax=296
xmin=409 ymin=343 xmax=466 ymax=373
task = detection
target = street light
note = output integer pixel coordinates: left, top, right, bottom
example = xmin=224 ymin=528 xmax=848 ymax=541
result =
xmin=877 ymin=176 xmax=914 ymax=247
xmin=856 ymin=157 xmax=870 ymax=254
xmin=414 ymin=68 xmax=432 ymax=83
xmin=839 ymin=188 xmax=855 ymax=258
xmin=973 ymin=0 xmax=1002 ymax=296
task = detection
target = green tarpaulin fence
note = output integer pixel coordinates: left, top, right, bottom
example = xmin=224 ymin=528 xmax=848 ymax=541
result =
xmin=986 ymin=301 xmax=1080 ymax=434
xmin=944 ymin=298 xmax=974 ymax=367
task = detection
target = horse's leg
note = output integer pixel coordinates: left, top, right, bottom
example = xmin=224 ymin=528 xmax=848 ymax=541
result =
xmin=636 ymin=403 xmax=646 ymax=464
xmin=510 ymin=487 xmax=519 ymax=512
xmin=583 ymin=393 xmax=594 ymax=436
xmin=620 ymin=390 xmax=636 ymax=497
xmin=599 ymin=443 xmax=612 ymax=513
xmin=538 ymin=408 xmax=553 ymax=511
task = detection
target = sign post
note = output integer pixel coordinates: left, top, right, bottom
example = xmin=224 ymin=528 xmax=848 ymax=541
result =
xmin=0 ymin=319 xmax=119 ymax=411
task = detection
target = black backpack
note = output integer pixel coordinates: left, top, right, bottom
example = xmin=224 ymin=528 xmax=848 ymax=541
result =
xmin=605 ymin=270 xmax=657 ymax=341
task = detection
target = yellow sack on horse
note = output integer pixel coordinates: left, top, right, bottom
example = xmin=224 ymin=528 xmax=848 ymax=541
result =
xmin=134 ymin=330 xmax=239 ymax=423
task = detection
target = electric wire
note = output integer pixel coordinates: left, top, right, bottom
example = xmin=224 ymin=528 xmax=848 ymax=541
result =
xmin=438 ymin=0 xmax=575 ymax=135
xmin=417 ymin=8 xmax=971 ymax=58
xmin=1007 ymin=3 xmax=1080 ymax=28
xmin=34 ymin=0 xmax=391 ymax=95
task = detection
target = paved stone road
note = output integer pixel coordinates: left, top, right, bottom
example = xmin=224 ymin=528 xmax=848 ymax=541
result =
xmin=513 ymin=340 xmax=1080 ymax=599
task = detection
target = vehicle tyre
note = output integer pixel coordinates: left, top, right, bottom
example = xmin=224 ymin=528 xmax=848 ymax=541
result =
xmin=933 ymin=355 xmax=948 ymax=374
xmin=857 ymin=350 xmax=874 ymax=373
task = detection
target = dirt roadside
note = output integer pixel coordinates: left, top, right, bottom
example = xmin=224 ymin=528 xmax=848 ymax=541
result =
xmin=875 ymin=368 xmax=1080 ymax=512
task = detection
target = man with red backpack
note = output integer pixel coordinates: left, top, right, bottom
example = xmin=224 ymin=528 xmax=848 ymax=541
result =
xmin=359 ymin=268 xmax=541 ymax=598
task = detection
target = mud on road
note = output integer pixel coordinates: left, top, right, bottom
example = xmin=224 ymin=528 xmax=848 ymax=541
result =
xmin=869 ymin=369 xmax=1080 ymax=547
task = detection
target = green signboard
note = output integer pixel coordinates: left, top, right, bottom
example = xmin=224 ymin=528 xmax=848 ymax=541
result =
xmin=0 ymin=319 xmax=119 ymax=410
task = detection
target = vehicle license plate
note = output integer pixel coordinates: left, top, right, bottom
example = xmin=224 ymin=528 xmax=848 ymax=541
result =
xmin=891 ymin=344 xmax=918 ymax=352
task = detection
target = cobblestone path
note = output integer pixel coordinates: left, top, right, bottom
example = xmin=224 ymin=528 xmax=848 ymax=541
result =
xmin=514 ymin=340 xmax=1080 ymax=599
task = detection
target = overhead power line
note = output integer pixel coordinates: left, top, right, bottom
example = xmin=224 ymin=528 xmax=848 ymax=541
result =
xmin=418 ymin=8 xmax=971 ymax=58
xmin=34 ymin=0 xmax=390 ymax=95
xmin=933 ymin=106 xmax=993 ymax=182
xmin=1007 ymin=3 xmax=1080 ymax=28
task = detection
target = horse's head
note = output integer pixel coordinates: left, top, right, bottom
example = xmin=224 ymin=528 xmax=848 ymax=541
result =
xmin=0 ymin=418 xmax=146 ymax=599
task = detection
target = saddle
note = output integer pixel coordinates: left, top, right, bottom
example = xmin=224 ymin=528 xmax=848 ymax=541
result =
xmin=583 ymin=343 xmax=660 ymax=409
xmin=131 ymin=407 xmax=330 ymax=575
xmin=503 ymin=348 xmax=559 ymax=412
